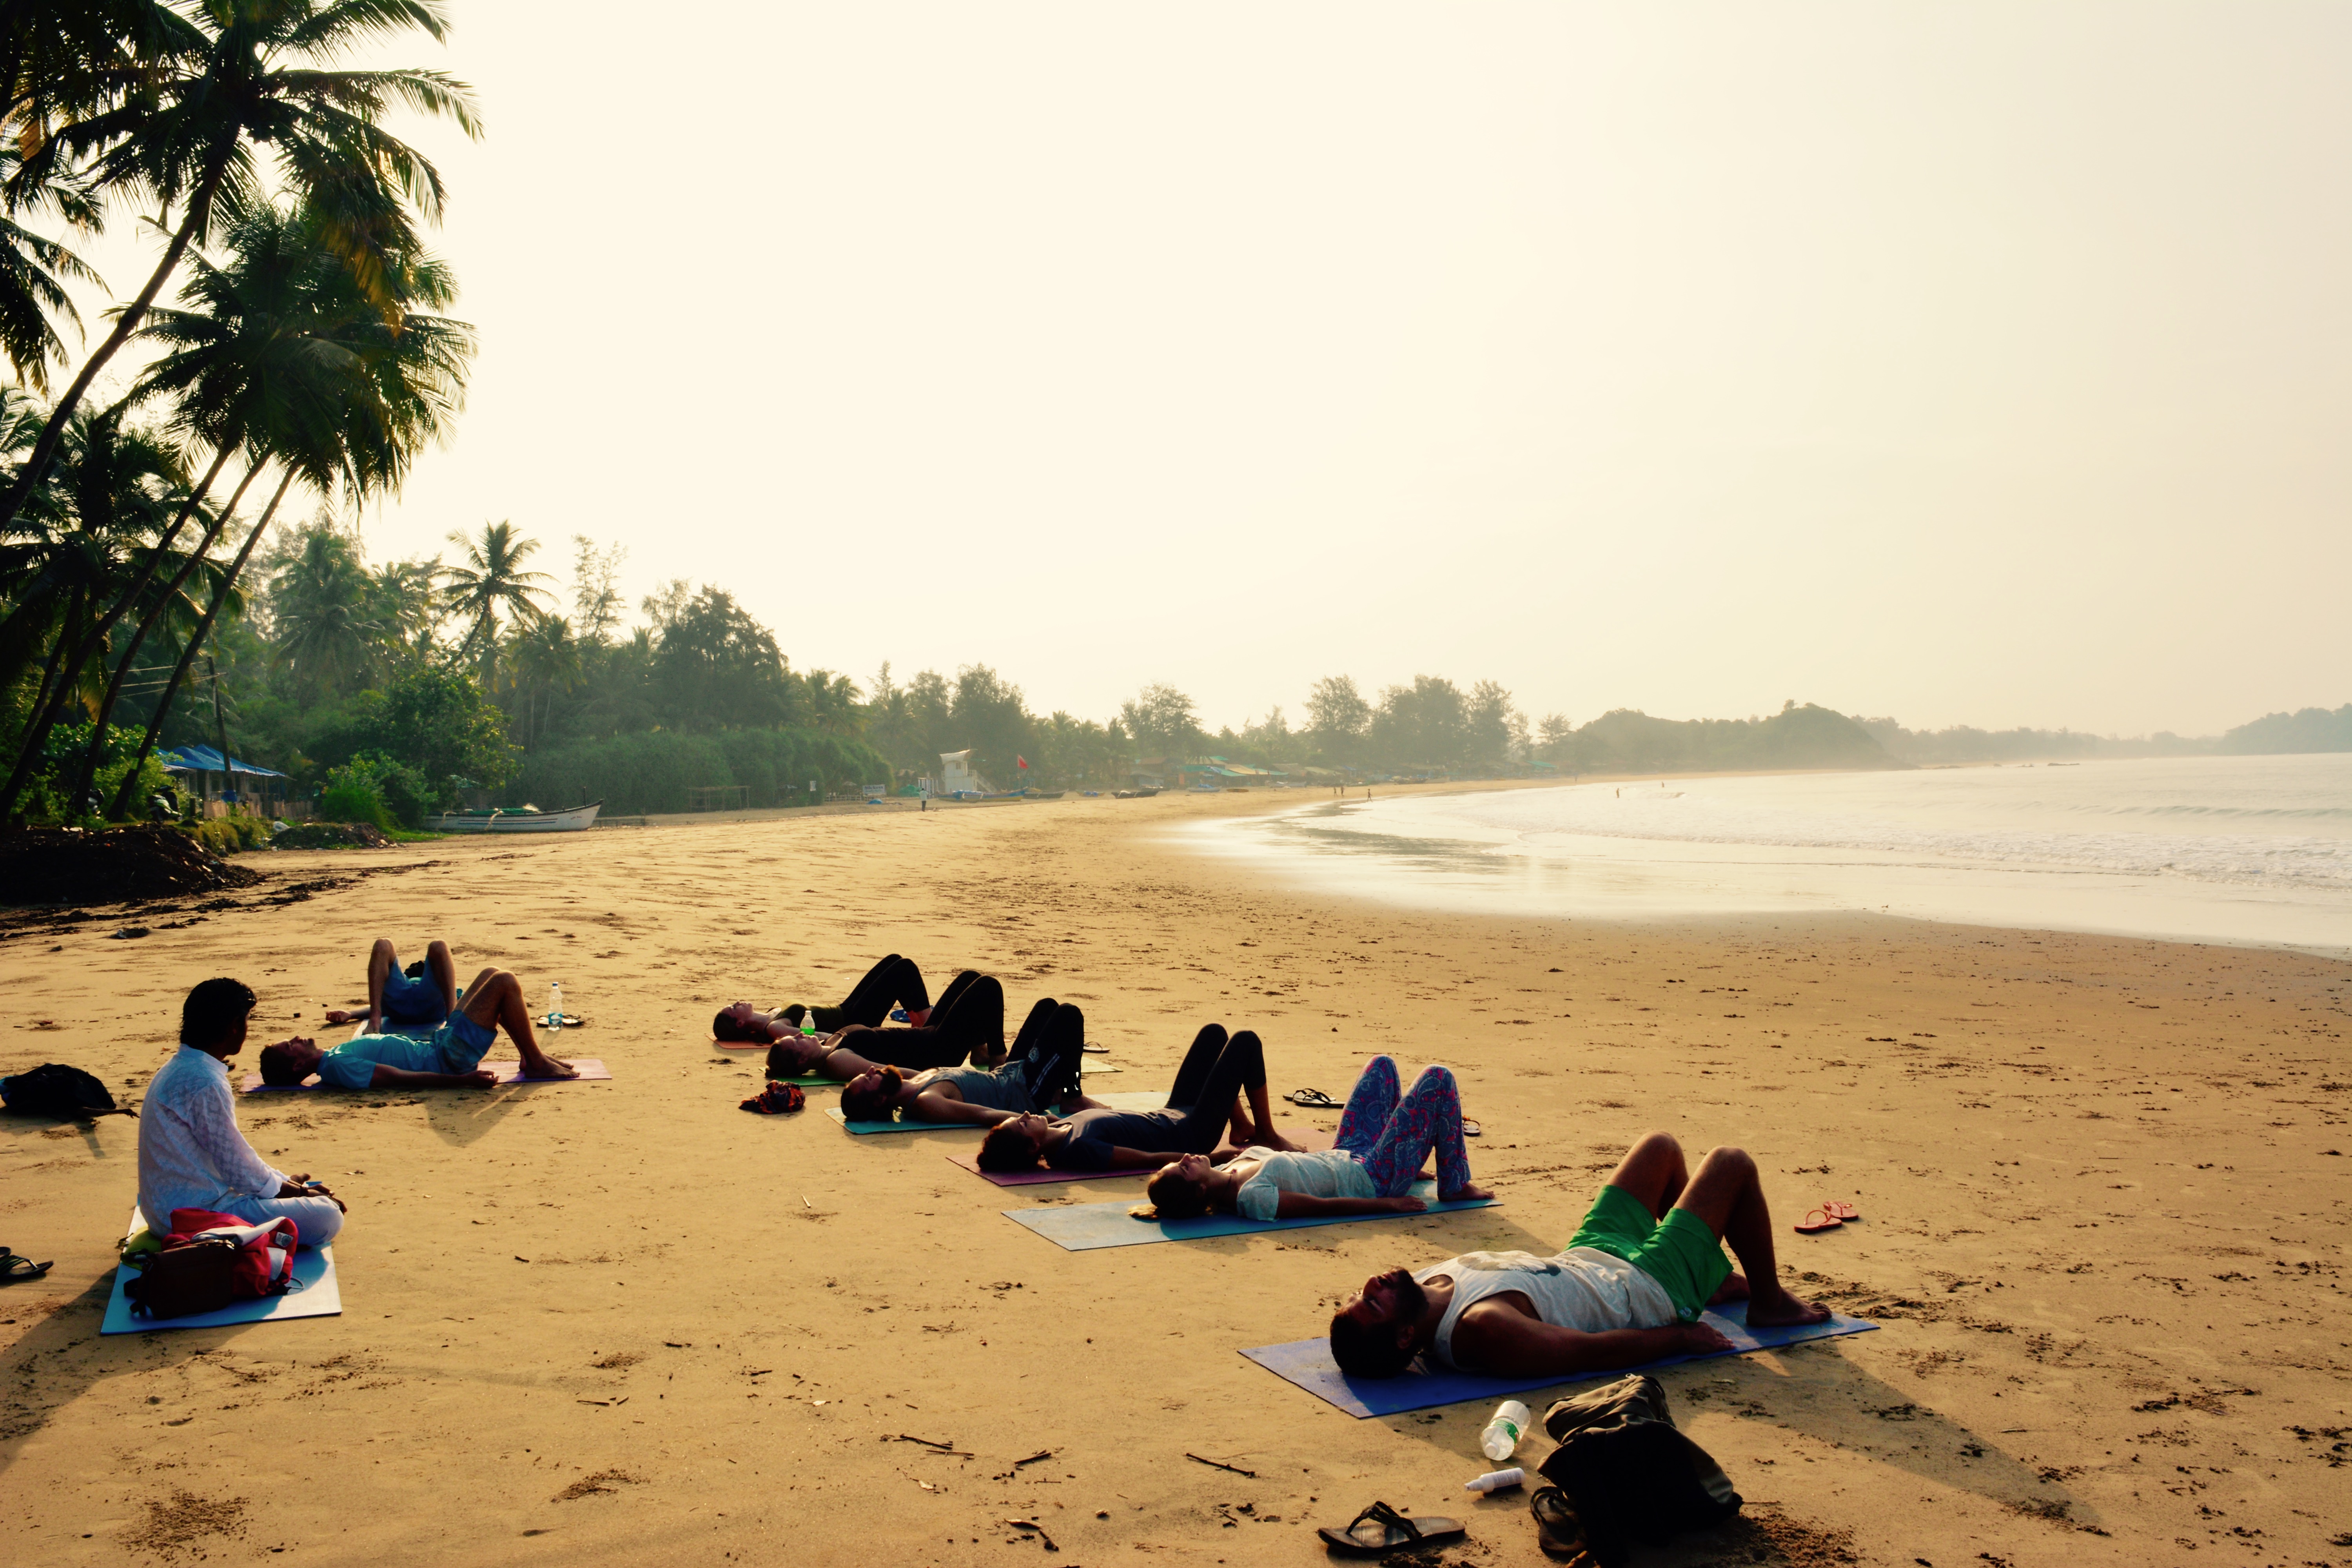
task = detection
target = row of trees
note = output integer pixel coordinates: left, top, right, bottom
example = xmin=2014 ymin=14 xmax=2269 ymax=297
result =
xmin=0 ymin=0 xmax=482 ymax=822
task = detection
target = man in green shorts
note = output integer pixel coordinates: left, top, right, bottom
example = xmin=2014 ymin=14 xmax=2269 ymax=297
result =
xmin=1328 ymin=1132 xmax=1829 ymax=1378
xmin=255 ymin=967 xmax=582 ymax=1089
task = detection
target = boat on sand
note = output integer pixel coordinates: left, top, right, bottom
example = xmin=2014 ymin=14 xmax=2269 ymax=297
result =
xmin=425 ymin=801 xmax=601 ymax=833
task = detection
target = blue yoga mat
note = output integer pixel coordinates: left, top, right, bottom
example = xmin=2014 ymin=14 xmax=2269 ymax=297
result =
xmin=1005 ymin=1183 xmax=1497 ymax=1250
xmin=101 ymin=1209 xmax=343 ymax=1336
xmin=1240 ymin=1300 xmax=1879 ymax=1417
xmin=828 ymin=1089 xmax=1168 ymax=1135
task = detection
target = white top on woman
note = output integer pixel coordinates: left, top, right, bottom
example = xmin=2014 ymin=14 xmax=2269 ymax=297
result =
xmin=1233 ymin=1146 xmax=1376 ymax=1221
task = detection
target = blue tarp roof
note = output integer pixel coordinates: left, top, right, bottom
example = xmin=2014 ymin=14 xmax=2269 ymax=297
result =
xmin=157 ymin=744 xmax=289 ymax=779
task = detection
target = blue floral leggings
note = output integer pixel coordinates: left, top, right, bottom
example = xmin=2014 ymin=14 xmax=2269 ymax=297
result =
xmin=1332 ymin=1056 xmax=1473 ymax=1197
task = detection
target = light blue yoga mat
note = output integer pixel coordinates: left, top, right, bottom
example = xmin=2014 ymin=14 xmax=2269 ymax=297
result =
xmin=828 ymin=1089 xmax=1168 ymax=1135
xmin=101 ymin=1209 xmax=343 ymax=1336
xmin=1006 ymin=1183 xmax=1497 ymax=1250
xmin=1240 ymin=1301 xmax=1879 ymax=1418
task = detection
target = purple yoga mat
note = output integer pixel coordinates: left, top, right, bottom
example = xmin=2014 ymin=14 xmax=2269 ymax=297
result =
xmin=946 ymin=1127 xmax=1339 ymax=1185
xmin=241 ymin=1059 xmax=611 ymax=1093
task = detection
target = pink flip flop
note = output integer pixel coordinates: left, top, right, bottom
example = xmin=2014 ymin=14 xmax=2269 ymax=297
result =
xmin=1794 ymin=1207 xmax=1844 ymax=1235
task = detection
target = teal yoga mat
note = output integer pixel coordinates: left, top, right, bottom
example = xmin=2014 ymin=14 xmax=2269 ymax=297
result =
xmin=1240 ymin=1301 xmax=1879 ymax=1417
xmin=1005 ymin=1183 xmax=1496 ymax=1249
xmin=829 ymin=1088 xmax=1168 ymax=1135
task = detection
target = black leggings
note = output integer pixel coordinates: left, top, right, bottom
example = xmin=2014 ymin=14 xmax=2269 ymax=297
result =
xmin=816 ymin=954 xmax=933 ymax=1032
xmin=1163 ymin=1024 xmax=1268 ymax=1152
xmin=1010 ymin=997 xmax=1086 ymax=1112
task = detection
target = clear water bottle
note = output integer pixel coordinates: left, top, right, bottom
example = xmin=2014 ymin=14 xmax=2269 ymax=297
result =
xmin=1480 ymin=1399 xmax=1530 ymax=1463
xmin=547 ymin=982 xmax=563 ymax=1031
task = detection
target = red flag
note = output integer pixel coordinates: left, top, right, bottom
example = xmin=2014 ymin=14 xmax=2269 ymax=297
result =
xmin=1016 ymin=755 xmax=1029 ymax=769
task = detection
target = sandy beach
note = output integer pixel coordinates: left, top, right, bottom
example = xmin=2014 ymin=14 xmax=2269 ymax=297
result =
xmin=3 ymin=784 xmax=2347 ymax=1567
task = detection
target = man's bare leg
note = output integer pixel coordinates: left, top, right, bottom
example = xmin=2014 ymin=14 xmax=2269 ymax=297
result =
xmin=328 ymin=939 xmax=399 ymax=1029
xmin=456 ymin=969 xmax=580 ymax=1079
xmin=425 ymin=940 xmax=457 ymax=1016
xmin=1606 ymin=1132 xmax=1744 ymax=1301
xmin=1672 ymin=1146 xmax=1826 ymax=1326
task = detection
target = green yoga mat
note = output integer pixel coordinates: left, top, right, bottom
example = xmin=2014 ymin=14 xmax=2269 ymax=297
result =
xmin=829 ymin=1089 xmax=1167 ymax=1135
xmin=1004 ymin=1183 xmax=1496 ymax=1250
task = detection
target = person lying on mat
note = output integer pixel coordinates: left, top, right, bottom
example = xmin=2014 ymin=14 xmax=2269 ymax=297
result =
xmin=713 ymin=955 xmax=996 ymax=1050
xmin=257 ymin=968 xmax=584 ymax=1089
xmin=975 ymin=1024 xmax=1305 ymax=1173
xmin=1140 ymin=1055 xmax=1492 ymax=1220
xmin=838 ymin=999 xmax=1093 ymax=1125
xmin=1327 ymin=1131 xmax=1829 ymax=1379
xmin=746 ymin=971 xmax=1015 ymax=1080
xmin=140 ymin=978 xmax=348 ymax=1246
xmin=323 ymin=937 xmax=457 ymax=1033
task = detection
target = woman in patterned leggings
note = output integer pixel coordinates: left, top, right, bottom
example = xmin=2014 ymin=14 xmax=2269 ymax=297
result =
xmin=1138 ymin=1055 xmax=1491 ymax=1222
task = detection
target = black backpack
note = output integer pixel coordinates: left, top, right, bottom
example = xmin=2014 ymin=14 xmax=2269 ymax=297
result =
xmin=1533 ymin=1374 xmax=1741 ymax=1566
xmin=0 ymin=1063 xmax=134 ymax=1121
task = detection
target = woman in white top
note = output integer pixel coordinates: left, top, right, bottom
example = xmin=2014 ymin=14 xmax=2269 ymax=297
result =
xmin=1140 ymin=1055 xmax=1490 ymax=1221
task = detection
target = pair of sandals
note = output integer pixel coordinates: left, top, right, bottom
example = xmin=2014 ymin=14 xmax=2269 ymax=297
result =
xmin=1794 ymin=1198 xmax=1861 ymax=1234
xmin=1283 ymin=1087 xmax=1481 ymax=1137
xmin=2 ymin=1248 xmax=55 ymax=1284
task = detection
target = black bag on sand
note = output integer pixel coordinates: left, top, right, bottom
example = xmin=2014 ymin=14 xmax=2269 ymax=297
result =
xmin=1532 ymin=1374 xmax=1742 ymax=1567
xmin=0 ymin=1063 xmax=133 ymax=1121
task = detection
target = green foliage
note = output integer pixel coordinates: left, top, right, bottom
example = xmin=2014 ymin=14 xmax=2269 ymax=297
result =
xmin=321 ymin=751 xmax=429 ymax=829
xmin=318 ymin=779 xmax=389 ymax=828
xmin=191 ymin=814 xmax=271 ymax=855
xmin=378 ymin=665 xmax=517 ymax=799
xmin=514 ymin=728 xmax=891 ymax=816
xmin=2218 ymin=704 xmax=2352 ymax=755
xmin=1571 ymin=704 xmax=1895 ymax=773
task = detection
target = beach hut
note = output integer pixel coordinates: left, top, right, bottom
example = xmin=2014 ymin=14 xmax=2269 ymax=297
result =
xmin=158 ymin=745 xmax=297 ymax=817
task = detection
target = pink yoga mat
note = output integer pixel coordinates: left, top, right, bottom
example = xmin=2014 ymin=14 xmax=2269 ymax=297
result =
xmin=946 ymin=1127 xmax=1336 ymax=1185
xmin=241 ymin=1059 xmax=611 ymax=1093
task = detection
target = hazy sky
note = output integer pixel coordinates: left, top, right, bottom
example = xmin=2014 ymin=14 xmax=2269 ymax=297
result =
xmin=62 ymin=2 xmax=2352 ymax=737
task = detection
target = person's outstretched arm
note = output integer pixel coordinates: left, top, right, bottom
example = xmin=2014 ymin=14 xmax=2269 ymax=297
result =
xmin=907 ymin=1091 xmax=1016 ymax=1125
xmin=1271 ymin=1191 xmax=1425 ymax=1218
xmin=1455 ymin=1307 xmax=1728 ymax=1377
xmin=1103 ymin=1144 xmax=1183 ymax=1169
xmin=370 ymin=1065 xmax=497 ymax=1089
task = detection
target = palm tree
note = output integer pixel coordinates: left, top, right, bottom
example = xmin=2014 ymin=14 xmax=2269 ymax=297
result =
xmin=98 ymin=201 xmax=474 ymax=817
xmin=440 ymin=521 xmax=551 ymax=682
xmin=267 ymin=521 xmax=377 ymax=701
xmin=507 ymin=612 xmax=581 ymax=750
xmin=0 ymin=143 xmax=105 ymax=392
xmin=363 ymin=554 xmax=440 ymax=677
xmin=0 ymin=0 xmax=481 ymax=530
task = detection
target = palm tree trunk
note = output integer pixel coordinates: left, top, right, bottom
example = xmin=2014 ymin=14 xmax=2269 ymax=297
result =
xmin=67 ymin=459 xmax=267 ymax=811
xmin=0 ymin=441 xmax=238 ymax=812
xmin=105 ymin=471 xmax=297 ymax=819
xmin=0 ymin=147 xmax=234 ymax=531
xmin=20 ymin=587 xmax=81 ymax=739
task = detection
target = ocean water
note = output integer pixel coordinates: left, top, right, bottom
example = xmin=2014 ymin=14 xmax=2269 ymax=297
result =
xmin=1189 ymin=755 xmax=2352 ymax=955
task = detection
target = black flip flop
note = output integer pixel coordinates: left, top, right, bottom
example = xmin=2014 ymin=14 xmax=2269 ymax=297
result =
xmin=1316 ymin=1500 xmax=1464 ymax=1556
xmin=1530 ymin=1487 xmax=1595 ymax=1563
xmin=1285 ymin=1088 xmax=1343 ymax=1109
xmin=1 ymin=1249 xmax=55 ymax=1284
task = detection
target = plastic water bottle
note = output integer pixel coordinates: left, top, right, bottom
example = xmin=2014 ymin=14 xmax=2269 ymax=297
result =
xmin=1480 ymin=1399 xmax=1530 ymax=1463
xmin=547 ymin=982 xmax=563 ymax=1031
xmin=1463 ymin=1468 xmax=1524 ymax=1494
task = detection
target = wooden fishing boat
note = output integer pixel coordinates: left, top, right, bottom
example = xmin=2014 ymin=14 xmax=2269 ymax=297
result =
xmin=425 ymin=800 xmax=602 ymax=833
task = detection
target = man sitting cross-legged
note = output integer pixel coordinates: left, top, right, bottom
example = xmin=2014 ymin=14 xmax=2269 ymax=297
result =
xmin=140 ymin=979 xmax=348 ymax=1246
xmin=1328 ymin=1131 xmax=1828 ymax=1379
xmin=258 ymin=968 xmax=583 ymax=1089
xmin=323 ymin=937 xmax=457 ymax=1034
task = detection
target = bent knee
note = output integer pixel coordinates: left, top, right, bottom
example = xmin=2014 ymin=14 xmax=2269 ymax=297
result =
xmin=1409 ymin=1064 xmax=1455 ymax=1091
xmin=1631 ymin=1129 xmax=1684 ymax=1156
xmin=1697 ymin=1144 xmax=1755 ymax=1175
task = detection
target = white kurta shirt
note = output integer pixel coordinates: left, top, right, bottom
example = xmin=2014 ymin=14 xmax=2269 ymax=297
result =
xmin=136 ymin=1046 xmax=287 ymax=1223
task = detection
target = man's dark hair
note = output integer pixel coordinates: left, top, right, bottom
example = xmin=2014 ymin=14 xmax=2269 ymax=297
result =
xmin=1329 ymin=1310 xmax=1417 ymax=1379
xmin=181 ymin=978 xmax=257 ymax=1047
xmin=713 ymin=1009 xmax=758 ymax=1043
xmin=840 ymin=1067 xmax=903 ymax=1124
xmin=256 ymin=1043 xmax=305 ymax=1087
xmin=976 ymin=1120 xmax=1042 ymax=1174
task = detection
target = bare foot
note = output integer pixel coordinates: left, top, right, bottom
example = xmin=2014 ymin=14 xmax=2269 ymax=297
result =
xmin=1258 ymin=1128 xmax=1306 ymax=1153
xmin=523 ymin=1057 xmax=583 ymax=1080
xmin=1709 ymin=1272 xmax=1751 ymax=1305
xmin=1438 ymin=1182 xmax=1494 ymax=1203
xmin=1744 ymin=1289 xmax=1830 ymax=1328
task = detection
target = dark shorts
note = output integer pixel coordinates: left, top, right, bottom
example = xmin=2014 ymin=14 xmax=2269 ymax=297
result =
xmin=1568 ymin=1184 xmax=1732 ymax=1323
xmin=430 ymin=1009 xmax=498 ymax=1073
xmin=381 ymin=965 xmax=448 ymax=1026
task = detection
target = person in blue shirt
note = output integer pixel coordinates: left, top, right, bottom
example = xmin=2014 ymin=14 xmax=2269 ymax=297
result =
xmin=257 ymin=966 xmax=582 ymax=1089
xmin=322 ymin=938 xmax=457 ymax=1034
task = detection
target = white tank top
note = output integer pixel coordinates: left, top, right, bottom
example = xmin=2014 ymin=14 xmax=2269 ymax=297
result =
xmin=1416 ymin=1249 xmax=1677 ymax=1370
